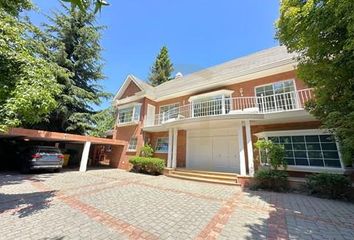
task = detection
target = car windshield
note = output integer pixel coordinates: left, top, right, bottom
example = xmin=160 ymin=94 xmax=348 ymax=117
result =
xmin=37 ymin=148 xmax=60 ymax=154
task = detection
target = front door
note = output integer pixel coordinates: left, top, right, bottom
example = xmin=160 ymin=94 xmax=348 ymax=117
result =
xmin=212 ymin=136 xmax=239 ymax=173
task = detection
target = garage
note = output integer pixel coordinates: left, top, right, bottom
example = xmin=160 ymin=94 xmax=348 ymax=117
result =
xmin=0 ymin=128 xmax=125 ymax=173
xmin=186 ymin=128 xmax=240 ymax=173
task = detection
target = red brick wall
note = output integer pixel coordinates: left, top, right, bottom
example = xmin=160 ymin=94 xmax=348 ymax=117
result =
xmin=119 ymin=81 xmax=142 ymax=99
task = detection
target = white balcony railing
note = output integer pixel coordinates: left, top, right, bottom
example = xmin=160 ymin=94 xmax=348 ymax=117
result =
xmin=150 ymin=88 xmax=314 ymax=127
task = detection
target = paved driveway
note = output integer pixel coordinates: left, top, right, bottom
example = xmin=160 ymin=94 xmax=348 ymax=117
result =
xmin=0 ymin=169 xmax=354 ymax=240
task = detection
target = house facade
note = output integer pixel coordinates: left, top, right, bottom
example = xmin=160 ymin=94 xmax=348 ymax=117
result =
xmin=112 ymin=46 xmax=345 ymax=178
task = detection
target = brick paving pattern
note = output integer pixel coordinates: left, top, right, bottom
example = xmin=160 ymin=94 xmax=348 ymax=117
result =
xmin=1 ymin=169 xmax=354 ymax=239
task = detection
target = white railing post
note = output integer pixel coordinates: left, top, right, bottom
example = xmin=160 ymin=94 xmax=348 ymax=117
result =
xmin=261 ymin=94 xmax=266 ymax=113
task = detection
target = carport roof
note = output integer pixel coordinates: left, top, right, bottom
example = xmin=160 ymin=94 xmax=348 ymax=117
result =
xmin=1 ymin=128 xmax=125 ymax=146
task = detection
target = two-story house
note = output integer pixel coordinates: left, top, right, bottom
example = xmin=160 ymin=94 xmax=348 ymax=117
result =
xmin=111 ymin=46 xmax=345 ymax=184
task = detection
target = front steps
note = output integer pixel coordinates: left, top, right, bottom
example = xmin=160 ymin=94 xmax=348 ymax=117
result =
xmin=166 ymin=168 xmax=240 ymax=186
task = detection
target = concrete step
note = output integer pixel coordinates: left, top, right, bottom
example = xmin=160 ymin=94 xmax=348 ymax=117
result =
xmin=168 ymin=173 xmax=240 ymax=186
xmin=175 ymin=168 xmax=238 ymax=177
xmin=170 ymin=170 xmax=237 ymax=181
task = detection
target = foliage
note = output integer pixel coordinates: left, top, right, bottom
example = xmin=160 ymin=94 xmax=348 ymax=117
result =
xmin=254 ymin=139 xmax=287 ymax=170
xmin=129 ymin=157 xmax=165 ymax=175
xmin=87 ymin=106 xmax=115 ymax=137
xmin=0 ymin=1 xmax=65 ymax=131
xmin=306 ymin=173 xmax=351 ymax=199
xmin=29 ymin=4 xmax=109 ymax=134
xmin=62 ymin=0 xmax=109 ymax=13
xmin=252 ymin=168 xmax=289 ymax=192
xmin=149 ymin=46 xmax=174 ymax=86
xmin=276 ymin=0 xmax=354 ymax=166
xmin=139 ymin=144 xmax=154 ymax=158
xmin=0 ymin=0 xmax=32 ymax=16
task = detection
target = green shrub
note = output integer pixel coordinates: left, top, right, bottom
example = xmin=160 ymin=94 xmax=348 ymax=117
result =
xmin=252 ymin=168 xmax=288 ymax=192
xmin=254 ymin=139 xmax=287 ymax=170
xmin=129 ymin=157 xmax=165 ymax=175
xmin=306 ymin=173 xmax=351 ymax=199
xmin=139 ymin=144 xmax=154 ymax=157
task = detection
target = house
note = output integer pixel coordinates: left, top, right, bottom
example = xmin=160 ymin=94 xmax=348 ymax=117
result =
xmin=111 ymin=46 xmax=345 ymax=183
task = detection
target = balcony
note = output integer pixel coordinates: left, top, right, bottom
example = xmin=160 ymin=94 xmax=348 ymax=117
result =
xmin=149 ymin=88 xmax=314 ymax=127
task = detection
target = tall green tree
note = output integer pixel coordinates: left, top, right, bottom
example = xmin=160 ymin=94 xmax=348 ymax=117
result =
xmin=0 ymin=0 xmax=65 ymax=131
xmin=30 ymin=4 xmax=109 ymax=134
xmin=149 ymin=46 xmax=174 ymax=86
xmin=277 ymin=0 xmax=354 ymax=165
xmin=87 ymin=106 xmax=115 ymax=137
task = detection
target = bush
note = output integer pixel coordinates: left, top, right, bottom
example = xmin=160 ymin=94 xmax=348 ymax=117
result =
xmin=254 ymin=139 xmax=287 ymax=170
xmin=129 ymin=157 xmax=165 ymax=175
xmin=252 ymin=168 xmax=288 ymax=192
xmin=306 ymin=173 xmax=351 ymax=199
xmin=139 ymin=144 xmax=154 ymax=157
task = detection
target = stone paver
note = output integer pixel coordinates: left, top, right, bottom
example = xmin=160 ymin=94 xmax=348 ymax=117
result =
xmin=1 ymin=169 xmax=354 ymax=240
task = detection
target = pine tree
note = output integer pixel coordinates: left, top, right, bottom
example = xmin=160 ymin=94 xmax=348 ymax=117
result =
xmin=29 ymin=3 xmax=109 ymax=134
xmin=149 ymin=46 xmax=174 ymax=86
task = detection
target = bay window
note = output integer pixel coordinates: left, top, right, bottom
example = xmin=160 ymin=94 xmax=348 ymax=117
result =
xmin=117 ymin=103 xmax=141 ymax=124
xmin=189 ymin=90 xmax=233 ymax=118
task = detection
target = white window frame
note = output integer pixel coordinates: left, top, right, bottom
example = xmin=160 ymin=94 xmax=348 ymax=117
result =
xmin=255 ymin=129 xmax=344 ymax=173
xmin=188 ymin=90 xmax=234 ymax=117
xmin=159 ymin=103 xmax=180 ymax=122
xmin=117 ymin=103 xmax=142 ymax=126
xmin=155 ymin=137 xmax=169 ymax=153
xmin=127 ymin=137 xmax=138 ymax=152
xmin=254 ymin=79 xmax=298 ymax=112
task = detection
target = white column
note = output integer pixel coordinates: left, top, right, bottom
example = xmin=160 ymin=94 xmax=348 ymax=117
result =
xmin=167 ymin=129 xmax=173 ymax=168
xmin=221 ymin=95 xmax=226 ymax=114
xmin=172 ymin=128 xmax=178 ymax=168
xmin=245 ymin=120 xmax=254 ymax=176
xmin=79 ymin=142 xmax=91 ymax=172
xmin=238 ymin=123 xmax=247 ymax=176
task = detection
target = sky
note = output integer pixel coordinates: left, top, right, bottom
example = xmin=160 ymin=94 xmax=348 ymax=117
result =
xmin=29 ymin=0 xmax=280 ymax=110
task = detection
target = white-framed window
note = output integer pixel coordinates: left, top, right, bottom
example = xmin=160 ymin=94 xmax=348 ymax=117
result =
xmin=127 ymin=137 xmax=138 ymax=151
xmin=255 ymin=80 xmax=297 ymax=112
xmin=258 ymin=130 xmax=342 ymax=169
xmin=159 ymin=103 xmax=180 ymax=121
xmin=155 ymin=137 xmax=169 ymax=153
xmin=117 ymin=104 xmax=141 ymax=124
xmin=188 ymin=90 xmax=234 ymax=118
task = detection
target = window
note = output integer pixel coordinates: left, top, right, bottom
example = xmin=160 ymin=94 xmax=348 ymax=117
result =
xmin=118 ymin=104 xmax=141 ymax=124
xmin=128 ymin=137 xmax=137 ymax=151
xmin=192 ymin=95 xmax=231 ymax=117
xmin=255 ymin=80 xmax=296 ymax=112
xmin=265 ymin=134 xmax=341 ymax=168
xmin=155 ymin=137 xmax=169 ymax=153
xmin=160 ymin=103 xmax=180 ymax=122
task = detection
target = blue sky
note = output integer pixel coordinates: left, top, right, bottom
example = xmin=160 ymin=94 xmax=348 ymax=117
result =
xmin=30 ymin=0 xmax=280 ymax=110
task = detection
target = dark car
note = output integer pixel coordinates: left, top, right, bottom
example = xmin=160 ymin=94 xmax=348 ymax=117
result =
xmin=19 ymin=146 xmax=64 ymax=173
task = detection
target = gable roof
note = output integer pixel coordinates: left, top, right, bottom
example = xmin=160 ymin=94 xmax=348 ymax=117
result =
xmin=114 ymin=46 xmax=297 ymax=104
xmin=113 ymin=74 xmax=154 ymax=101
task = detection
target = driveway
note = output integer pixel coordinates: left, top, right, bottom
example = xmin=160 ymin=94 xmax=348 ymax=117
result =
xmin=0 ymin=169 xmax=354 ymax=240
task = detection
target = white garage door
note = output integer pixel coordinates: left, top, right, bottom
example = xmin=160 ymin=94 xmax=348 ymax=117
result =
xmin=187 ymin=129 xmax=240 ymax=173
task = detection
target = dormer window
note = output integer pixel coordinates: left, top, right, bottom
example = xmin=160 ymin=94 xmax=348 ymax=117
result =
xmin=117 ymin=103 xmax=141 ymax=125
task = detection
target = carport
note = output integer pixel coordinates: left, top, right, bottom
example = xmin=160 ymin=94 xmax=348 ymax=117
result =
xmin=0 ymin=128 xmax=125 ymax=172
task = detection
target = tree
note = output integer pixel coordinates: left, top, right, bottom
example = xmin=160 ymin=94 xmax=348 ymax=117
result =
xmin=277 ymin=0 xmax=354 ymax=166
xmin=30 ymin=4 xmax=109 ymax=134
xmin=62 ymin=0 xmax=109 ymax=13
xmin=0 ymin=0 xmax=65 ymax=131
xmin=149 ymin=46 xmax=174 ymax=86
xmin=87 ymin=106 xmax=115 ymax=137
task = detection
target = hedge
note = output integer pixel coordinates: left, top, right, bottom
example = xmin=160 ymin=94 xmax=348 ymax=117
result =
xmin=129 ymin=157 xmax=165 ymax=175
